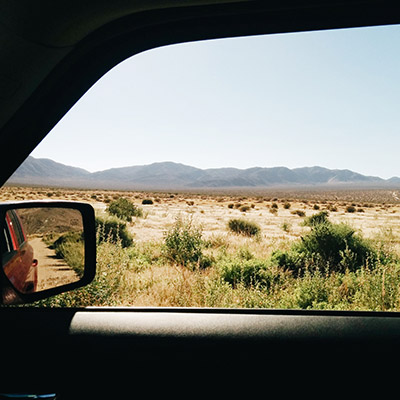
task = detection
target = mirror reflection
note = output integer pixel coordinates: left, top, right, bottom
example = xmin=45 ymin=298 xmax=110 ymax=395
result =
xmin=1 ymin=207 xmax=84 ymax=293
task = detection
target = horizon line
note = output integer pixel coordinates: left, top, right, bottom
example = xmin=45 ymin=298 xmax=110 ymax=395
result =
xmin=26 ymin=155 xmax=397 ymax=180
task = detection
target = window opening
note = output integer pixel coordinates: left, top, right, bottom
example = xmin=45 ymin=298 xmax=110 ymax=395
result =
xmin=2 ymin=24 xmax=400 ymax=311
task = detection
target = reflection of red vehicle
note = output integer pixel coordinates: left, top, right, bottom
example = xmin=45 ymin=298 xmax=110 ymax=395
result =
xmin=1 ymin=210 xmax=38 ymax=293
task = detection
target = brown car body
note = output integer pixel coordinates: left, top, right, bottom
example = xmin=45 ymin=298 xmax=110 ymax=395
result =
xmin=2 ymin=210 xmax=38 ymax=293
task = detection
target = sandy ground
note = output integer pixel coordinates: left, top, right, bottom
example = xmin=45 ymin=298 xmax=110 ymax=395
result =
xmin=3 ymin=185 xmax=400 ymax=249
xmin=118 ymin=201 xmax=400 ymax=247
xmin=29 ymin=237 xmax=78 ymax=291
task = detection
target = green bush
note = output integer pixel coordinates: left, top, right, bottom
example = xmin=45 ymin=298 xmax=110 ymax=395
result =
xmin=291 ymin=210 xmax=306 ymax=217
xmin=96 ymin=216 xmax=133 ymax=248
xmin=219 ymin=258 xmax=281 ymax=290
xmin=107 ymin=197 xmax=143 ymax=221
xmin=281 ymin=222 xmax=292 ymax=233
xmin=52 ymin=231 xmax=85 ymax=277
xmin=142 ymin=199 xmax=153 ymax=205
xmin=294 ymin=269 xmax=329 ymax=309
xmin=272 ymin=214 xmax=378 ymax=274
xmin=301 ymin=222 xmax=375 ymax=271
xmin=163 ymin=217 xmax=211 ymax=269
xmin=303 ymin=211 xmax=329 ymax=227
xmin=228 ymin=218 xmax=261 ymax=237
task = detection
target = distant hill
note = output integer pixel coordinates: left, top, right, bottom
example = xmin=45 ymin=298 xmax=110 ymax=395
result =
xmin=6 ymin=156 xmax=398 ymax=190
xmin=13 ymin=157 xmax=90 ymax=180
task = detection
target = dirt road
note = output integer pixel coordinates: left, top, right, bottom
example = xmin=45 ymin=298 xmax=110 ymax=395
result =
xmin=29 ymin=237 xmax=78 ymax=291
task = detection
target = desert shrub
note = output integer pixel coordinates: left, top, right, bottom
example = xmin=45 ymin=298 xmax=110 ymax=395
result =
xmin=291 ymin=210 xmax=306 ymax=217
xmin=228 ymin=218 xmax=261 ymax=237
xmin=96 ymin=216 xmax=133 ymax=248
xmin=51 ymin=231 xmax=85 ymax=277
xmin=107 ymin=197 xmax=143 ymax=221
xmin=303 ymin=211 xmax=329 ymax=227
xmin=346 ymin=205 xmax=356 ymax=213
xmin=142 ymin=199 xmax=153 ymax=205
xmin=281 ymin=221 xmax=292 ymax=232
xmin=271 ymin=202 xmax=278 ymax=209
xmin=271 ymin=214 xmax=378 ymax=274
xmin=36 ymin=241 xmax=132 ymax=307
xmin=283 ymin=202 xmax=291 ymax=209
xmin=219 ymin=258 xmax=281 ymax=289
xmin=163 ymin=217 xmax=211 ymax=269
xmin=294 ymin=268 xmax=329 ymax=309
xmin=239 ymin=205 xmax=250 ymax=212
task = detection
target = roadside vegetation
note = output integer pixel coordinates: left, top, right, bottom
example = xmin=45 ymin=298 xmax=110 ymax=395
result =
xmin=107 ymin=197 xmax=143 ymax=220
xmin=51 ymin=231 xmax=85 ymax=278
xmin=4 ymin=186 xmax=400 ymax=310
xmin=37 ymin=205 xmax=400 ymax=311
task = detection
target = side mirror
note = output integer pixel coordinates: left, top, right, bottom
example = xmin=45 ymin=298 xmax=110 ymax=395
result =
xmin=0 ymin=201 xmax=96 ymax=305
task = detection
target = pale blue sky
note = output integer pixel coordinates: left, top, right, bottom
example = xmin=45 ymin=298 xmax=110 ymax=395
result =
xmin=32 ymin=24 xmax=400 ymax=178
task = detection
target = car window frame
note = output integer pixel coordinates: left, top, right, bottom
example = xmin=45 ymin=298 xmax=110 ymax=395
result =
xmin=7 ymin=210 xmax=26 ymax=249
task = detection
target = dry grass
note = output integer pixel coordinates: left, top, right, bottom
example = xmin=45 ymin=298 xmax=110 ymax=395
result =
xmin=3 ymin=185 xmax=400 ymax=252
xmin=5 ymin=185 xmax=400 ymax=310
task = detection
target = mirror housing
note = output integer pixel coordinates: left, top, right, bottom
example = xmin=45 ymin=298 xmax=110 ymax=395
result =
xmin=0 ymin=201 xmax=96 ymax=304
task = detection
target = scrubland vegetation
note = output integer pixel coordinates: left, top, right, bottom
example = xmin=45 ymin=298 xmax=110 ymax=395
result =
xmin=3 ymin=185 xmax=400 ymax=310
xmin=50 ymin=231 xmax=85 ymax=278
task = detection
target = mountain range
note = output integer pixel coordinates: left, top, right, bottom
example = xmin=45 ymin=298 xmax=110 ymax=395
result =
xmin=7 ymin=156 xmax=400 ymax=190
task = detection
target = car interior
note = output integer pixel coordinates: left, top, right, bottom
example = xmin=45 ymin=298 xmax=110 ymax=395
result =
xmin=1 ymin=0 xmax=400 ymax=398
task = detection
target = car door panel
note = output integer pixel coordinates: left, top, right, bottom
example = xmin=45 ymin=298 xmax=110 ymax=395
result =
xmin=0 ymin=307 xmax=399 ymax=395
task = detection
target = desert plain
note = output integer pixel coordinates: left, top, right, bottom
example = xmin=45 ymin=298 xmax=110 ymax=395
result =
xmin=3 ymin=185 xmax=400 ymax=310
xmin=2 ymin=185 xmax=400 ymax=247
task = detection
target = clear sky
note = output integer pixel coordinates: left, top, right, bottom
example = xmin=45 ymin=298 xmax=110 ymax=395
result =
xmin=31 ymin=24 xmax=400 ymax=179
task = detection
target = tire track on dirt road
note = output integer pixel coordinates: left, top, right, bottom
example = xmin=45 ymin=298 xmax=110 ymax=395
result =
xmin=29 ymin=237 xmax=78 ymax=291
